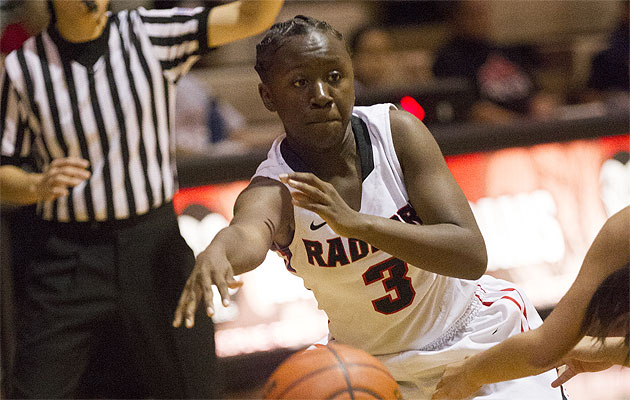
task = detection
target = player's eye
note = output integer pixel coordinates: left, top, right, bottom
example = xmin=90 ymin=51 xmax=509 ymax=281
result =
xmin=293 ymin=79 xmax=308 ymax=88
xmin=328 ymin=71 xmax=342 ymax=83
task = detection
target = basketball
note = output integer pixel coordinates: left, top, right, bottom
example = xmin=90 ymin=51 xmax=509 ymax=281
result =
xmin=262 ymin=343 xmax=402 ymax=399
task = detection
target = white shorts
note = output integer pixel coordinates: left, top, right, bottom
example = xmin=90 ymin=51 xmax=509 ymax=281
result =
xmin=372 ymin=275 xmax=564 ymax=400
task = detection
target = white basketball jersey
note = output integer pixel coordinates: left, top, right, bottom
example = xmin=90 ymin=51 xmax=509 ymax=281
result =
xmin=254 ymin=104 xmax=478 ymax=355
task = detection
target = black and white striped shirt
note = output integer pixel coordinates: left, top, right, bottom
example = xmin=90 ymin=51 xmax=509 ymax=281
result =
xmin=1 ymin=7 xmax=211 ymax=222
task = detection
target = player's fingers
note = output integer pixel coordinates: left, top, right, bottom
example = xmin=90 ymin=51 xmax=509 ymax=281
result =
xmin=212 ymin=271 xmax=232 ymax=307
xmin=173 ymin=308 xmax=183 ymax=327
xmin=173 ymin=281 xmax=194 ymax=327
xmin=225 ymin=268 xmax=243 ymax=290
xmin=551 ymin=369 xmax=576 ymax=388
xmin=291 ymin=190 xmax=325 ymax=205
xmin=280 ymin=172 xmax=319 ymax=184
xmin=228 ymin=279 xmax=243 ymax=289
xmin=280 ymin=173 xmax=329 ymax=197
xmin=284 ymin=178 xmax=324 ymax=199
xmin=173 ymin=298 xmax=186 ymax=328
xmin=291 ymin=198 xmax=321 ymax=214
xmin=199 ymin=269 xmax=215 ymax=317
xmin=184 ymin=287 xmax=201 ymax=328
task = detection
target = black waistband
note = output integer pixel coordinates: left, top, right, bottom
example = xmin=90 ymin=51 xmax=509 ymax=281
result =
xmin=39 ymin=202 xmax=176 ymax=234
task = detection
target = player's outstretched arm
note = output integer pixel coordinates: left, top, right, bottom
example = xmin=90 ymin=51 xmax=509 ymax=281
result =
xmin=282 ymin=109 xmax=487 ymax=280
xmin=432 ymin=206 xmax=630 ymax=399
xmin=173 ymin=177 xmax=293 ymax=328
xmin=208 ymin=0 xmax=284 ymax=47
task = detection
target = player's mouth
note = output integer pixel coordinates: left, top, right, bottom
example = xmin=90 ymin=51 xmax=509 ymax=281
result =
xmin=307 ymin=119 xmax=340 ymax=125
xmin=306 ymin=114 xmax=341 ymax=125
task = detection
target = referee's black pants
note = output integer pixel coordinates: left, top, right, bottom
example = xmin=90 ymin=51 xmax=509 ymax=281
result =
xmin=9 ymin=204 xmax=220 ymax=398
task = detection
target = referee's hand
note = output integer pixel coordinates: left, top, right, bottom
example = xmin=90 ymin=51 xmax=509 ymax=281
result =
xmin=36 ymin=157 xmax=90 ymax=201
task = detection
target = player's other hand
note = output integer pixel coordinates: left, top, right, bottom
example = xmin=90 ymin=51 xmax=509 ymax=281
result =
xmin=37 ymin=157 xmax=91 ymax=201
xmin=172 ymin=246 xmax=243 ymax=329
xmin=432 ymin=359 xmax=481 ymax=399
xmin=279 ymin=172 xmax=360 ymax=238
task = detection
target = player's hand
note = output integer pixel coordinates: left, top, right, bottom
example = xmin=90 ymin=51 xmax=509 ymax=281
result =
xmin=551 ymin=336 xmax=616 ymax=387
xmin=37 ymin=157 xmax=91 ymax=201
xmin=551 ymin=358 xmax=613 ymax=387
xmin=279 ymin=172 xmax=360 ymax=237
xmin=172 ymin=246 xmax=243 ymax=329
xmin=432 ymin=359 xmax=481 ymax=399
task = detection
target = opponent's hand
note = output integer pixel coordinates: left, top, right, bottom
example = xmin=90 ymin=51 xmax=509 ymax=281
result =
xmin=551 ymin=358 xmax=613 ymax=387
xmin=37 ymin=157 xmax=91 ymax=201
xmin=432 ymin=359 xmax=481 ymax=400
xmin=172 ymin=247 xmax=243 ymax=329
xmin=279 ymin=172 xmax=359 ymax=237
xmin=551 ymin=336 xmax=617 ymax=387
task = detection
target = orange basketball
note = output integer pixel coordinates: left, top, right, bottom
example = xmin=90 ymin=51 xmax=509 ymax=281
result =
xmin=262 ymin=343 xmax=402 ymax=399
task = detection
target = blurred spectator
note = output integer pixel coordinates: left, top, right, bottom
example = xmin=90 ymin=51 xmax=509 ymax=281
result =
xmin=349 ymin=25 xmax=401 ymax=98
xmin=0 ymin=1 xmax=29 ymax=59
xmin=0 ymin=22 xmax=29 ymax=55
xmin=432 ymin=0 xmax=561 ymax=123
xmin=349 ymin=25 xmax=432 ymax=100
xmin=175 ymin=73 xmax=248 ymax=155
xmin=582 ymin=0 xmax=629 ymax=110
xmin=165 ymin=0 xmax=249 ymax=155
xmin=0 ymin=1 xmax=48 ymax=57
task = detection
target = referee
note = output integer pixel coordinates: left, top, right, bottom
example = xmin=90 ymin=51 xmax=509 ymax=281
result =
xmin=0 ymin=0 xmax=283 ymax=398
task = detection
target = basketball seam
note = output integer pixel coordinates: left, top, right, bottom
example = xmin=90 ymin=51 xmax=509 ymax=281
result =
xmin=325 ymin=387 xmax=385 ymax=400
xmin=268 ymin=361 xmax=394 ymax=398
xmin=327 ymin=346 xmax=355 ymax=400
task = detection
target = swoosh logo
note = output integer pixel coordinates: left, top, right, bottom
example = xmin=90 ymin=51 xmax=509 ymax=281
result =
xmin=310 ymin=221 xmax=327 ymax=230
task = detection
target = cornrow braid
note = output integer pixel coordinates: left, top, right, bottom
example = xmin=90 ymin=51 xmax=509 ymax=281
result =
xmin=254 ymin=15 xmax=346 ymax=83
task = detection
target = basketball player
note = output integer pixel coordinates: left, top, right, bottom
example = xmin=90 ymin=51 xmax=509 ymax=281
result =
xmin=433 ymin=206 xmax=629 ymax=399
xmin=174 ymin=16 xmax=563 ymax=399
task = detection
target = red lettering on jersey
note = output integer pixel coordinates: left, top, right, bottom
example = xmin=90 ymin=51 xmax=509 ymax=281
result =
xmin=327 ymin=237 xmax=350 ymax=266
xmin=348 ymin=238 xmax=369 ymax=262
xmin=302 ymin=239 xmax=327 ymax=267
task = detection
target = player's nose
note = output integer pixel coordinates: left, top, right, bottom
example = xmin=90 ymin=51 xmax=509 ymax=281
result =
xmin=310 ymin=81 xmax=333 ymax=108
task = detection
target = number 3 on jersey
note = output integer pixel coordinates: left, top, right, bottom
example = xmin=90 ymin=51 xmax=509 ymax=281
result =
xmin=362 ymin=257 xmax=416 ymax=314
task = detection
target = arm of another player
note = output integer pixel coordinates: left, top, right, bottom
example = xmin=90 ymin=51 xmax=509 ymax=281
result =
xmin=432 ymin=206 xmax=630 ymax=399
xmin=208 ymin=0 xmax=284 ymax=47
xmin=173 ymin=176 xmax=293 ymax=328
xmin=281 ymin=109 xmax=487 ymax=279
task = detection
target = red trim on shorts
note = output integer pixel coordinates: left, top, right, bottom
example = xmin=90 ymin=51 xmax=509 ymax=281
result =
xmin=476 ymin=285 xmax=530 ymax=332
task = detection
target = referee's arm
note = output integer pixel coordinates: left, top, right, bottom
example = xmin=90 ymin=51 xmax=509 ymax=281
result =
xmin=0 ymin=160 xmax=90 ymax=206
xmin=207 ymin=0 xmax=284 ymax=47
xmin=0 ymin=70 xmax=90 ymax=206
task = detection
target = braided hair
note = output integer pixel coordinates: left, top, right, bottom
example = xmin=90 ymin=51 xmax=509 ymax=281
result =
xmin=254 ymin=15 xmax=347 ymax=83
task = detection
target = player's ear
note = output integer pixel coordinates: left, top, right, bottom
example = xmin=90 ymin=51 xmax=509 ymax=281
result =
xmin=258 ymin=83 xmax=276 ymax=112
